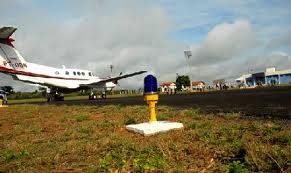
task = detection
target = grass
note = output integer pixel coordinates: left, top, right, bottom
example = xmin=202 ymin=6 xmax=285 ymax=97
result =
xmin=0 ymin=104 xmax=290 ymax=172
xmin=75 ymin=114 xmax=90 ymax=122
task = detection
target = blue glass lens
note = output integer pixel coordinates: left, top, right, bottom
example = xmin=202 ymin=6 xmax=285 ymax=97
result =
xmin=144 ymin=74 xmax=158 ymax=93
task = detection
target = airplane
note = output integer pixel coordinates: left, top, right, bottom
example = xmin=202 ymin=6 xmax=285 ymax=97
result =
xmin=0 ymin=26 xmax=146 ymax=101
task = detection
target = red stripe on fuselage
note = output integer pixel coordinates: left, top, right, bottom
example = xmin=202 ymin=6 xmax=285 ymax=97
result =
xmin=0 ymin=66 xmax=89 ymax=80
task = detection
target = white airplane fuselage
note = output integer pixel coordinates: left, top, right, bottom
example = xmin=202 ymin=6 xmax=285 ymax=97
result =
xmin=0 ymin=43 xmax=116 ymax=90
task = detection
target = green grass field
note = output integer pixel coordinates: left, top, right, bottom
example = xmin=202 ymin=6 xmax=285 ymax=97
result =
xmin=0 ymin=104 xmax=290 ymax=172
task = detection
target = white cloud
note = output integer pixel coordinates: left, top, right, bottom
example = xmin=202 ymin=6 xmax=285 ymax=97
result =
xmin=258 ymin=52 xmax=291 ymax=70
xmin=266 ymin=29 xmax=291 ymax=49
xmin=190 ymin=20 xmax=257 ymax=66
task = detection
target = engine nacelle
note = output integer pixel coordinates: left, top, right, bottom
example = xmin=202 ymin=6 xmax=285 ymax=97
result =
xmin=105 ymin=81 xmax=117 ymax=90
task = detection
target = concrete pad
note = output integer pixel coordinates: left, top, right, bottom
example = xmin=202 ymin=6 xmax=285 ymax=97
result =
xmin=126 ymin=121 xmax=183 ymax=136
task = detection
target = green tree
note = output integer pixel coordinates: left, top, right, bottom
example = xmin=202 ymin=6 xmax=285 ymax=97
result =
xmin=0 ymin=86 xmax=14 ymax=94
xmin=176 ymin=75 xmax=190 ymax=91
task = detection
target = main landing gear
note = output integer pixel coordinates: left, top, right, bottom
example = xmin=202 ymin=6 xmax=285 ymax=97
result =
xmin=101 ymin=91 xmax=107 ymax=99
xmin=47 ymin=90 xmax=64 ymax=102
xmin=88 ymin=90 xmax=107 ymax=100
xmin=89 ymin=91 xmax=97 ymax=100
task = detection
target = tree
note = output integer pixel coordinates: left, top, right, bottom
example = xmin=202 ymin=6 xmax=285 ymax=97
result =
xmin=176 ymin=75 xmax=190 ymax=91
xmin=0 ymin=86 xmax=14 ymax=94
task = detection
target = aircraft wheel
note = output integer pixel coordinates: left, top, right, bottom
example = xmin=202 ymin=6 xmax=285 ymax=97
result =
xmin=89 ymin=95 xmax=97 ymax=100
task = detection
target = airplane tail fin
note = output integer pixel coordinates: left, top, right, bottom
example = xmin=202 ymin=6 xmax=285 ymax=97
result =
xmin=0 ymin=27 xmax=28 ymax=70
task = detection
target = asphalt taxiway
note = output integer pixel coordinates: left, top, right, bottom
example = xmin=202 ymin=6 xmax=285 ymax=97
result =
xmin=29 ymin=86 xmax=291 ymax=119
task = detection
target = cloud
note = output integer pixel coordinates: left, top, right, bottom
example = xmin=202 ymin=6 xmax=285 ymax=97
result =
xmin=170 ymin=20 xmax=259 ymax=83
xmin=266 ymin=30 xmax=291 ymax=49
xmin=190 ymin=20 xmax=257 ymax=66
xmin=249 ymin=51 xmax=291 ymax=71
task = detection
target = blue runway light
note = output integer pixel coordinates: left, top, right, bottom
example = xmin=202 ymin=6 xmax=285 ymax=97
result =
xmin=144 ymin=74 xmax=158 ymax=94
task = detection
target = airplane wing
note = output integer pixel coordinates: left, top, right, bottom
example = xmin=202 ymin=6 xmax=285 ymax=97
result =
xmin=85 ymin=70 xmax=147 ymax=86
xmin=0 ymin=27 xmax=17 ymax=39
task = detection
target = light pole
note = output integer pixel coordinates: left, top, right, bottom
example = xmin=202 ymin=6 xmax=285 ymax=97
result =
xmin=110 ymin=64 xmax=114 ymax=74
xmin=184 ymin=50 xmax=192 ymax=92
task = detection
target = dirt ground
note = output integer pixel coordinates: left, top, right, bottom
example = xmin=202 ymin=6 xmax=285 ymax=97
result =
xmin=26 ymin=86 xmax=291 ymax=119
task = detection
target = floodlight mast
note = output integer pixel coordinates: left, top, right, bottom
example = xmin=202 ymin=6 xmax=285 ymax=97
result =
xmin=184 ymin=50 xmax=192 ymax=92
xmin=110 ymin=64 xmax=114 ymax=74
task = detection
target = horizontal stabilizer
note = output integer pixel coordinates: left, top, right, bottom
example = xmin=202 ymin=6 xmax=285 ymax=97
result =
xmin=0 ymin=27 xmax=17 ymax=39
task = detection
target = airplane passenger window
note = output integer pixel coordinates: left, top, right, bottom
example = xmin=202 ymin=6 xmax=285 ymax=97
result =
xmin=89 ymin=72 xmax=92 ymax=76
xmin=77 ymin=72 xmax=81 ymax=75
xmin=81 ymin=72 xmax=85 ymax=76
xmin=55 ymin=71 xmax=60 ymax=75
xmin=65 ymin=71 xmax=69 ymax=75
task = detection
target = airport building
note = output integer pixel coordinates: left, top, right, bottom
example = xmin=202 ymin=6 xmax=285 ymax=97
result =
xmin=160 ymin=81 xmax=176 ymax=93
xmin=160 ymin=81 xmax=207 ymax=92
xmin=265 ymin=67 xmax=291 ymax=85
xmin=236 ymin=67 xmax=291 ymax=87
xmin=192 ymin=81 xmax=206 ymax=91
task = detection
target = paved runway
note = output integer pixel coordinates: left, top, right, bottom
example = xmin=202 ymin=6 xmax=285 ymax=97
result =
xmin=42 ymin=86 xmax=291 ymax=119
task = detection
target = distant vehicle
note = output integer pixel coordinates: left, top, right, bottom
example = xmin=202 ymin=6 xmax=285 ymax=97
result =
xmin=0 ymin=89 xmax=8 ymax=105
xmin=0 ymin=26 xmax=146 ymax=101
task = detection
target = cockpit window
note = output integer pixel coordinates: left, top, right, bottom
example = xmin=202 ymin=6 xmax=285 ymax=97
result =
xmin=73 ymin=72 xmax=76 ymax=75
xmin=65 ymin=71 xmax=69 ymax=75
xmin=81 ymin=72 xmax=85 ymax=76
xmin=77 ymin=72 xmax=81 ymax=75
xmin=88 ymin=72 xmax=92 ymax=76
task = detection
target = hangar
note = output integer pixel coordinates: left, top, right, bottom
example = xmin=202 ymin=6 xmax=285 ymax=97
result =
xmin=265 ymin=67 xmax=291 ymax=85
xmin=236 ymin=67 xmax=291 ymax=87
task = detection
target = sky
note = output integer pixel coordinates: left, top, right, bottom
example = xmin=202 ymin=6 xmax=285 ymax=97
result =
xmin=0 ymin=0 xmax=291 ymax=91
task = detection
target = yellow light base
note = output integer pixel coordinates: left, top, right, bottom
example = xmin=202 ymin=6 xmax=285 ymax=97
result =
xmin=144 ymin=94 xmax=159 ymax=122
xmin=0 ymin=100 xmax=8 ymax=107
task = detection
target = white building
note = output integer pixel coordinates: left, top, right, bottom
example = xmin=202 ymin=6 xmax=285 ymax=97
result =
xmin=191 ymin=81 xmax=205 ymax=91
xmin=160 ymin=82 xmax=176 ymax=94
